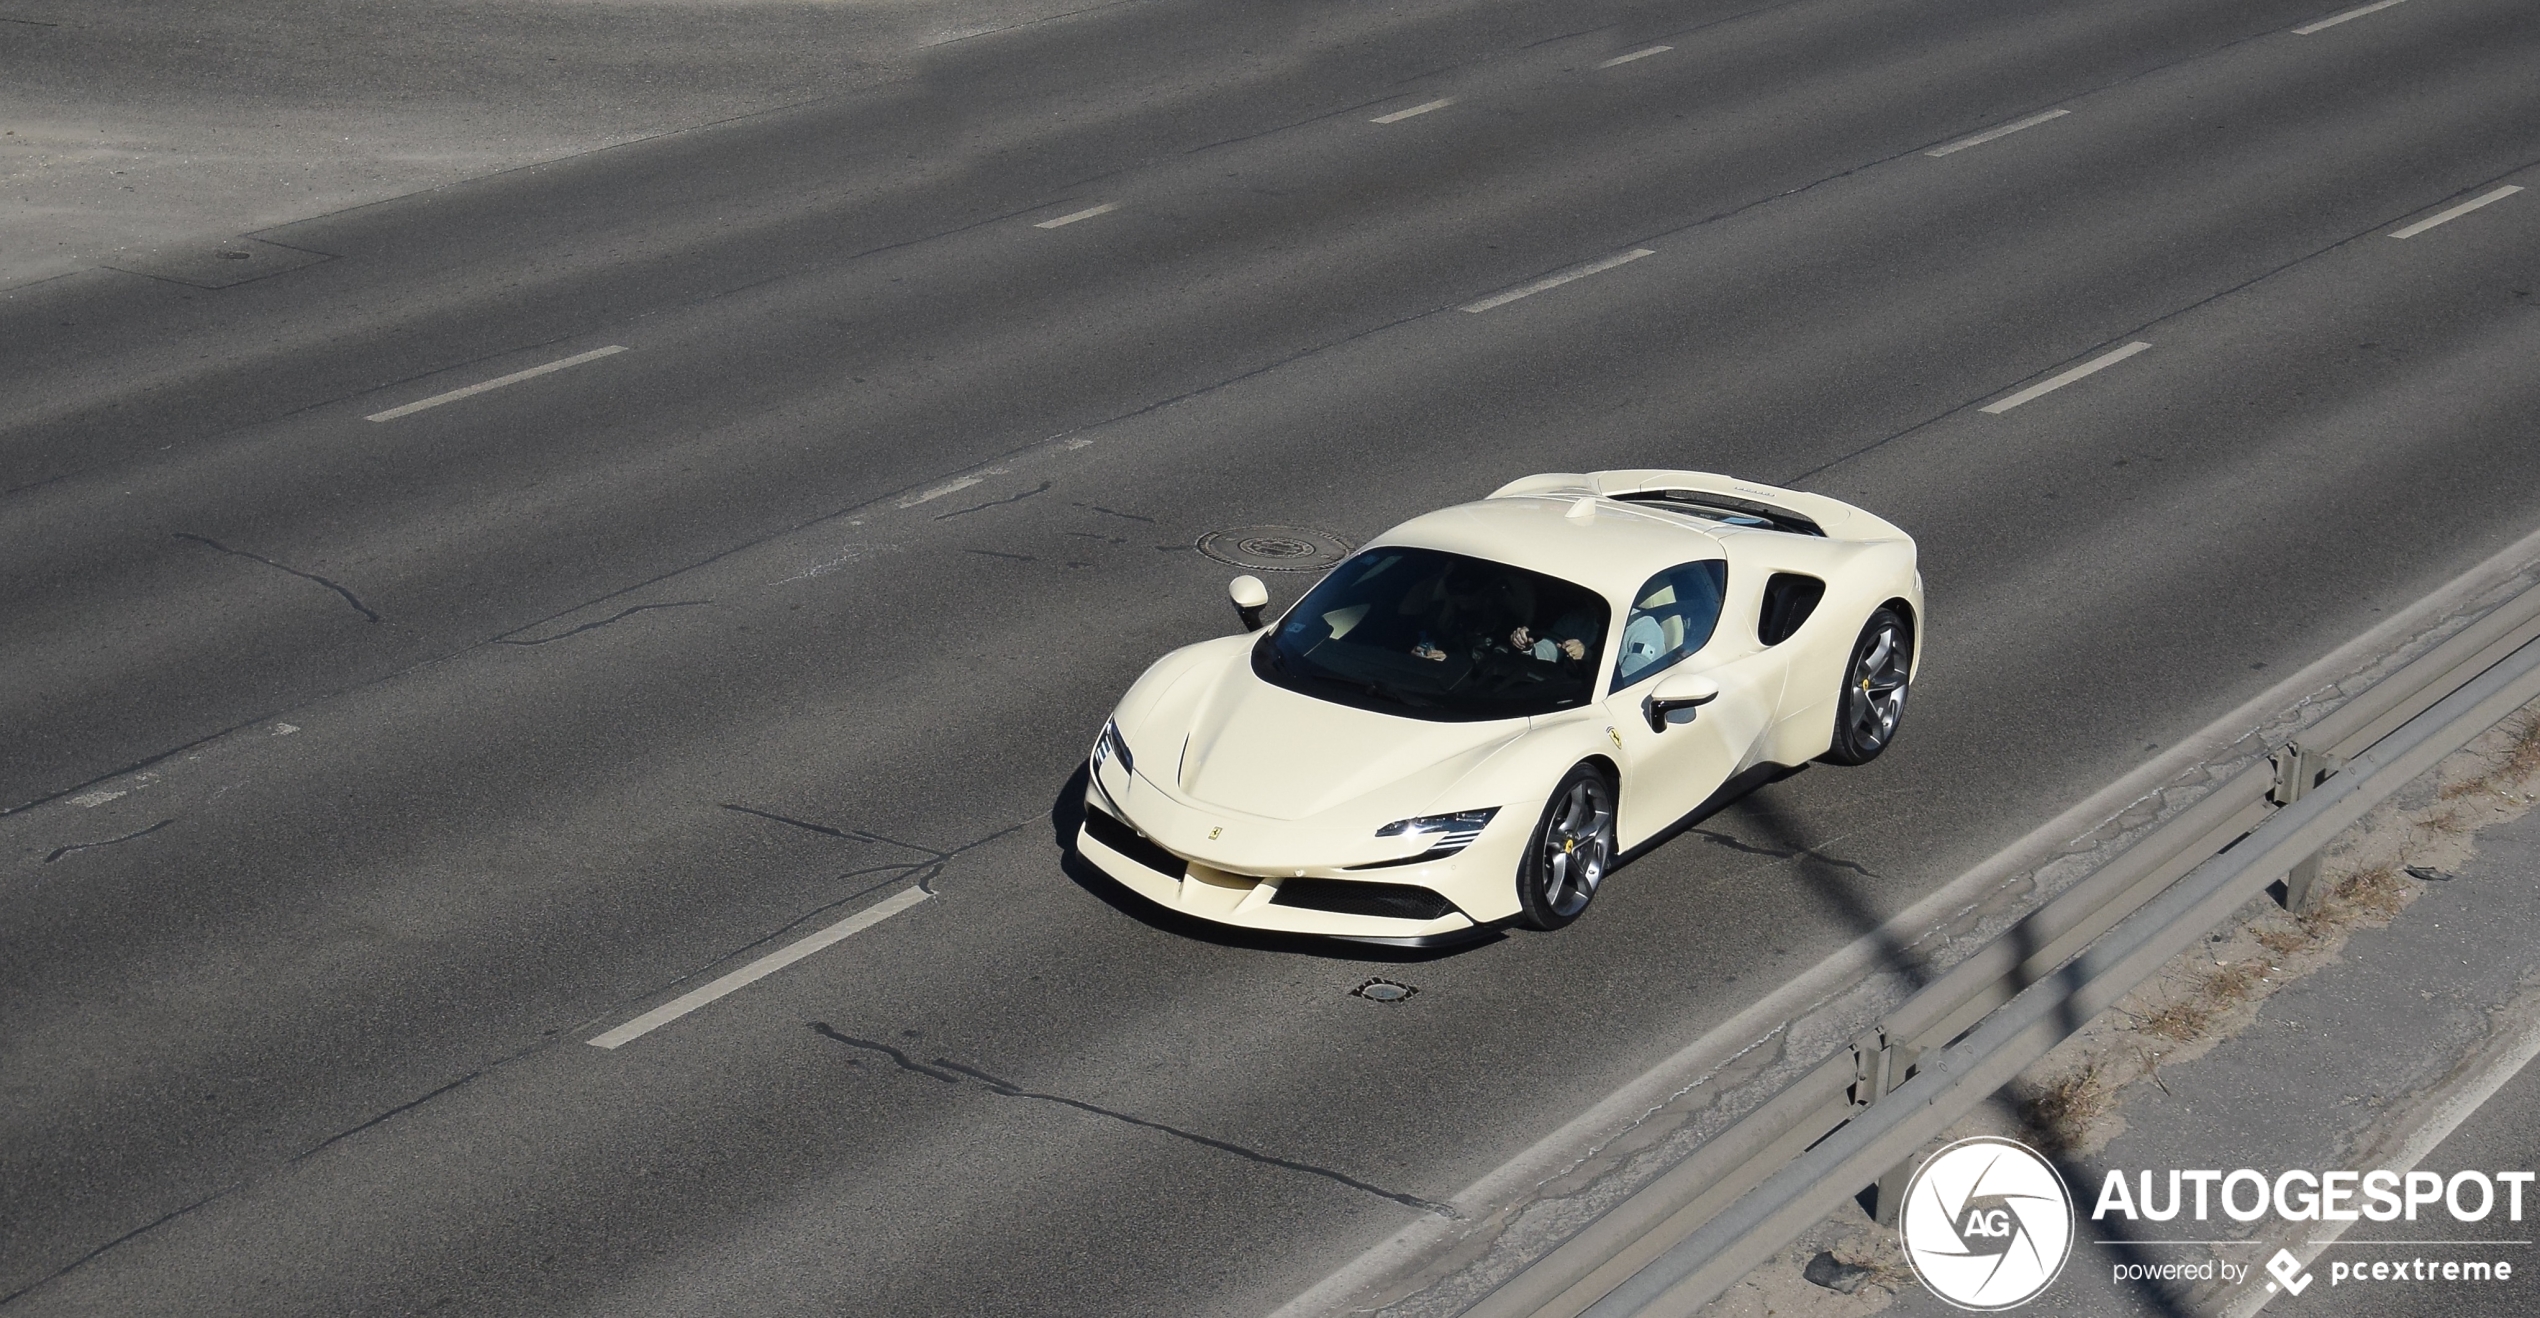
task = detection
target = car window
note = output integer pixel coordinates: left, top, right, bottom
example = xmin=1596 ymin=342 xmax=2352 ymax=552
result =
xmin=1611 ymin=560 xmax=1729 ymax=691
xmin=1254 ymin=547 xmax=1610 ymax=722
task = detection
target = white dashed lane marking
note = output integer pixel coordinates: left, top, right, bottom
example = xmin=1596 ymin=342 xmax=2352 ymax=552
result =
xmin=365 ymin=345 xmax=627 ymax=422
xmin=2390 ymin=186 xmax=2523 ymax=239
xmin=1371 ymin=98 xmax=1454 ymax=124
xmin=588 ymin=885 xmax=931 ymax=1049
xmin=1926 ymin=108 xmax=2070 ymax=157
xmin=2294 ymin=0 xmax=2411 ymax=35
xmin=1981 ymin=341 xmax=2152 ymax=414
xmin=1462 ymin=248 xmax=1655 ymax=313
xmin=1598 ymin=46 xmax=1673 ymax=68
xmin=1035 ymin=202 xmax=1118 ymax=229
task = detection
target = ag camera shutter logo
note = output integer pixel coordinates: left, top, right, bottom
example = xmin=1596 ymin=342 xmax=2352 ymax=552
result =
xmin=1900 ymin=1137 xmax=2076 ymax=1309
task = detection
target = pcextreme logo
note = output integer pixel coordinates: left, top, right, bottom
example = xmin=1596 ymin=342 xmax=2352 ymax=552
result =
xmin=1898 ymin=1137 xmax=2076 ymax=1310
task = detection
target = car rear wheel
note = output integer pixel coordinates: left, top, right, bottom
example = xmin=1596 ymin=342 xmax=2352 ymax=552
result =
xmin=1515 ymin=763 xmax=1617 ymax=931
xmin=1823 ymin=607 xmax=1912 ymax=766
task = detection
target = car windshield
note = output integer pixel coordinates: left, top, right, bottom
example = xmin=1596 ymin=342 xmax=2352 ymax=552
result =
xmin=1253 ymin=547 xmax=1610 ymax=721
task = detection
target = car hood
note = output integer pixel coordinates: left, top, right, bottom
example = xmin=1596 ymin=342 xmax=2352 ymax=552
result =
xmin=1155 ymin=645 xmax=1528 ymax=822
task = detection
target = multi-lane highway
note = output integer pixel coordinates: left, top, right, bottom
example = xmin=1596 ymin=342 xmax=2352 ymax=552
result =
xmin=5 ymin=0 xmax=2539 ymax=1312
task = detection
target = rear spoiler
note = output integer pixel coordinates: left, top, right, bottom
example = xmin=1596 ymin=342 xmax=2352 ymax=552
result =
xmin=1488 ymin=470 xmax=1910 ymax=544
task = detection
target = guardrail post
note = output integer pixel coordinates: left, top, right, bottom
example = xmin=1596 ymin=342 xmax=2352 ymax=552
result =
xmin=2270 ymin=743 xmax=2342 ymax=911
xmin=1849 ymin=1028 xmax=1919 ymax=1225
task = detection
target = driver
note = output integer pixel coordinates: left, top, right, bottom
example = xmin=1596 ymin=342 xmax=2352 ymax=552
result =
xmin=1408 ymin=561 xmax=1526 ymax=662
xmin=1510 ymin=610 xmax=1594 ymax=663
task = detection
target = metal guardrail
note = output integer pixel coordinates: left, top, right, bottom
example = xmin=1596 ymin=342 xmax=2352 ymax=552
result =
xmin=1472 ymin=581 xmax=2540 ymax=1318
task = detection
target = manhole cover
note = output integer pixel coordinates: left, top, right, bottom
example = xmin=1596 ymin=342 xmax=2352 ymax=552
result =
xmin=1351 ymin=978 xmax=1417 ymax=1003
xmin=1196 ymin=526 xmax=1354 ymax=572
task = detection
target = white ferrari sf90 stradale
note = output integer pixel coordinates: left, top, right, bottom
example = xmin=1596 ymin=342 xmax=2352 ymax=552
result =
xmin=1078 ymin=470 xmax=1922 ymax=945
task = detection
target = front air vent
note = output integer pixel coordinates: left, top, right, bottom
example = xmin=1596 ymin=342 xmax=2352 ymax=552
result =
xmin=1272 ymin=879 xmax=1460 ymax=922
xmin=1081 ymin=807 xmax=1185 ymax=878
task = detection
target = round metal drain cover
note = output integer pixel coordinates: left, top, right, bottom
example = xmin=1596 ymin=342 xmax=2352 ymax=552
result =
xmin=1351 ymin=978 xmax=1417 ymax=1003
xmin=1196 ymin=526 xmax=1353 ymax=572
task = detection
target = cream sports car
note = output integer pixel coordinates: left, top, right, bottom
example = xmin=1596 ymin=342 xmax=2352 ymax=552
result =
xmin=1077 ymin=471 xmax=1922 ymax=945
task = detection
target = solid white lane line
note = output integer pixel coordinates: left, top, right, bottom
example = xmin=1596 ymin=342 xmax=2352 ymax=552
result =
xmin=1371 ymin=98 xmax=1454 ymax=124
xmin=2390 ymin=185 xmax=2524 ymax=239
xmin=1035 ymin=202 xmax=1118 ymax=229
xmin=587 ymin=885 xmax=931 ymax=1049
xmin=365 ymin=345 xmax=627 ymax=422
xmin=2293 ymin=0 xmax=2411 ymax=34
xmin=1980 ymin=341 xmax=2152 ymax=414
xmin=1461 ymin=248 xmax=1655 ymax=313
xmin=1598 ymin=46 xmax=1674 ymax=68
xmin=1926 ymin=108 xmax=2070 ymax=157
xmin=2224 ymin=1003 xmax=2540 ymax=1315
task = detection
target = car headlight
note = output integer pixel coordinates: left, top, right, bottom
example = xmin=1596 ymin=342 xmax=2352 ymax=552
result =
xmin=1374 ymin=808 xmax=1498 ymax=856
xmin=1091 ymin=719 xmax=1135 ymax=777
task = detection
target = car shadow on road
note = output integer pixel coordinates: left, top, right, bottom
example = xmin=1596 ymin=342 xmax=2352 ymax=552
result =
xmin=1047 ymin=764 xmax=1497 ymax=963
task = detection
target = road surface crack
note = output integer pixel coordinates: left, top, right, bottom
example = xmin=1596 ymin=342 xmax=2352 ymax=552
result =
xmin=808 ymin=1025 xmax=1456 ymax=1217
xmin=495 ymin=600 xmax=709 ymax=645
xmin=719 ymin=803 xmax=949 ymax=862
xmin=173 ymin=533 xmax=379 ymax=623
xmin=1073 ymin=501 xmax=1154 ymax=523
xmin=42 ymin=818 xmax=173 ymax=864
xmin=1692 ymin=827 xmax=1878 ymax=878
xmin=935 ymin=480 xmax=1051 ymax=520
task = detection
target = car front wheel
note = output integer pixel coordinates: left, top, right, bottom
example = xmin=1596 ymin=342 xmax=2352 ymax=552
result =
xmin=1515 ymin=763 xmax=1617 ymax=931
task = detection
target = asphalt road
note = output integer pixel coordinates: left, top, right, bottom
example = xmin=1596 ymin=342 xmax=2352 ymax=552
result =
xmin=5 ymin=0 xmax=2539 ymax=1313
xmin=2297 ymin=1056 xmax=2540 ymax=1318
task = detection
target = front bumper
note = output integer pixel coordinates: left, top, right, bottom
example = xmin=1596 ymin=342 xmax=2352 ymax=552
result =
xmin=1075 ymin=773 xmax=1524 ymax=939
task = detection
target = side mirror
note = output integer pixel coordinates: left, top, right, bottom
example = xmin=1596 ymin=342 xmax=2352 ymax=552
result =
xmin=1228 ymin=575 xmax=1269 ymax=632
xmin=1644 ymin=671 xmax=1719 ymax=732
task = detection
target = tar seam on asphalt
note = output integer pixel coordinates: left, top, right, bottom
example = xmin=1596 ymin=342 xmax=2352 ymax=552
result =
xmin=42 ymin=818 xmax=173 ymax=863
xmin=718 ymin=802 xmax=949 ymax=860
xmin=809 ymin=1025 xmax=1459 ymax=1217
xmin=173 ymin=532 xmax=380 ymax=623
xmin=1692 ymin=827 xmax=1878 ymax=879
xmin=493 ymin=600 xmax=710 ymax=645
xmin=1072 ymin=502 xmax=1154 ymax=523
xmin=935 ymin=479 xmax=1052 ymax=520
xmin=5 ymin=822 xmax=1027 ymax=1302
xmin=963 ymin=548 xmax=1035 ymax=561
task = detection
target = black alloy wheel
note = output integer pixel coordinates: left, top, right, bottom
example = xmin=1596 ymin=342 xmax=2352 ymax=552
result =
xmin=1823 ymin=606 xmax=1912 ymax=766
xmin=1515 ymin=762 xmax=1617 ymax=931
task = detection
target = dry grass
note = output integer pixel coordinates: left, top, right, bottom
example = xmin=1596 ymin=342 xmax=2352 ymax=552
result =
xmin=2024 ymin=1061 xmax=2113 ymax=1152
xmin=2254 ymin=925 xmax=2313 ymax=957
xmin=2203 ymin=959 xmax=2270 ymax=1002
xmin=2440 ymin=775 xmax=2494 ymax=802
xmin=2500 ymin=712 xmax=2540 ymax=783
xmin=2438 ymin=713 xmax=2540 ymax=803
xmin=2418 ymin=803 xmax=2473 ymax=836
xmin=2301 ymin=863 xmax=2409 ymax=934
xmin=1845 ymin=1253 xmax=1918 ymax=1295
xmin=2137 ymin=998 xmax=2213 ymax=1042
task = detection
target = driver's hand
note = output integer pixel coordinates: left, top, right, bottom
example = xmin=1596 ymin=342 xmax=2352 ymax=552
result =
xmin=1510 ymin=626 xmax=1534 ymax=649
xmin=1560 ymin=638 xmax=1586 ymax=660
xmin=1413 ymin=643 xmax=1447 ymax=661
